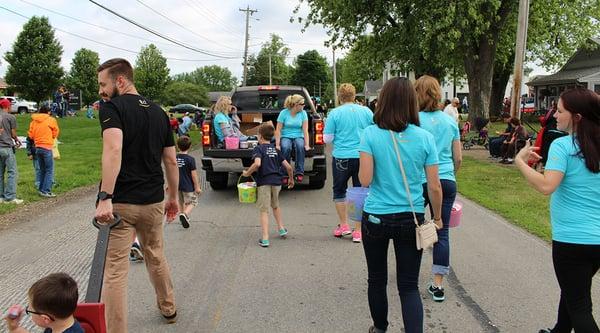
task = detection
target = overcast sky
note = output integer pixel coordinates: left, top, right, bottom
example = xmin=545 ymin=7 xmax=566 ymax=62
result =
xmin=0 ymin=0 xmax=338 ymax=82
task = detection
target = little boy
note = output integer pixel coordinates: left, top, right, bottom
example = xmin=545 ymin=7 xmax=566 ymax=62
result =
xmin=4 ymin=272 xmax=83 ymax=333
xmin=176 ymin=136 xmax=201 ymax=228
xmin=242 ymin=122 xmax=294 ymax=247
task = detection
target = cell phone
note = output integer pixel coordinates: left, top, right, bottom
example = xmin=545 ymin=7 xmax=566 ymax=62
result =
xmin=368 ymin=215 xmax=381 ymax=224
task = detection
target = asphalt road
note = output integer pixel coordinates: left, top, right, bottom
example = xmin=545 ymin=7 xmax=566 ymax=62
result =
xmin=0 ymin=149 xmax=598 ymax=333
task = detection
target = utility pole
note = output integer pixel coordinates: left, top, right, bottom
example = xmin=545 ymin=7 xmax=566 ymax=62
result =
xmin=510 ymin=0 xmax=530 ymax=119
xmin=319 ymin=80 xmax=322 ymax=99
xmin=332 ymin=48 xmax=338 ymax=106
xmin=268 ymin=53 xmax=272 ymax=85
xmin=240 ymin=6 xmax=257 ymax=86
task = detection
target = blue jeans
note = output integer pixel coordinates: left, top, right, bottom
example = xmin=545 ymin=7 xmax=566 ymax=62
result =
xmin=36 ymin=148 xmax=54 ymax=194
xmin=33 ymin=155 xmax=41 ymax=188
xmin=280 ymin=137 xmax=305 ymax=175
xmin=362 ymin=212 xmax=425 ymax=333
xmin=423 ymin=179 xmax=457 ymax=276
xmin=0 ymin=147 xmax=18 ymax=200
xmin=332 ymin=157 xmax=361 ymax=202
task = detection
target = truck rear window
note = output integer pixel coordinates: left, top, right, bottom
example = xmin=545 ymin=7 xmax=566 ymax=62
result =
xmin=233 ymin=91 xmax=310 ymax=111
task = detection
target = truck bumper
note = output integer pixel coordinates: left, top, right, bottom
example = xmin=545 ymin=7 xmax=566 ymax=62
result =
xmin=202 ymin=154 xmax=326 ymax=176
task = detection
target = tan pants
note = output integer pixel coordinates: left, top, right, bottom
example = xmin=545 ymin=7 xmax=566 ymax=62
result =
xmin=102 ymin=202 xmax=176 ymax=333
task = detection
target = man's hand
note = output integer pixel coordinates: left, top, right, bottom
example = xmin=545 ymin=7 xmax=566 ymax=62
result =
xmin=95 ymin=200 xmax=114 ymax=222
xmin=164 ymin=198 xmax=179 ymax=223
xmin=287 ymin=179 xmax=295 ymax=189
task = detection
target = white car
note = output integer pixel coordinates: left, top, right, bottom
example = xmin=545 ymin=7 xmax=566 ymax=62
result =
xmin=0 ymin=96 xmax=37 ymax=114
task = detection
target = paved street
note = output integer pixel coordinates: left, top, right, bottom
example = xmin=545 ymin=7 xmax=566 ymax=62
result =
xmin=1 ymin=149 xmax=599 ymax=333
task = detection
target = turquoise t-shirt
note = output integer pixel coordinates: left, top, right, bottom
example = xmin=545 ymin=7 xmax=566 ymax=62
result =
xmin=545 ymin=135 xmax=600 ymax=245
xmin=324 ymin=103 xmax=374 ymax=159
xmin=359 ymin=125 xmax=438 ymax=215
xmin=418 ymin=110 xmax=460 ymax=182
xmin=277 ymin=109 xmax=308 ymax=139
xmin=214 ymin=112 xmax=231 ymax=142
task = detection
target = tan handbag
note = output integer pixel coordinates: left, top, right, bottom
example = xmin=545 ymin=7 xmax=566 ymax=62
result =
xmin=390 ymin=130 xmax=438 ymax=250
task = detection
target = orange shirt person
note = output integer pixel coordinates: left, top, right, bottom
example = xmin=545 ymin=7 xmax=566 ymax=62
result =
xmin=27 ymin=105 xmax=59 ymax=197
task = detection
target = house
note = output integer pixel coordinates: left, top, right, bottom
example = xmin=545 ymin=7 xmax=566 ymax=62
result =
xmin=363 ymin=80 xmax=382 ymax=104
xmin=0 ymin=78 xmax=8 ymax=93
xmin=527 ymin=37 xmax=600 ymax=111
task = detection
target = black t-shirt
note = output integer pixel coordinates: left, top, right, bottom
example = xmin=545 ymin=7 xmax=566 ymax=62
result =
xmin=176 ymin=153 xmax=196 ymax=192
xmin=99 ymin=94 xmax=174 ymax=204
xmin=44 ymin=320 xmax=83 ymax=333
xmin=251 ymin=143 xmax=285 ymax=186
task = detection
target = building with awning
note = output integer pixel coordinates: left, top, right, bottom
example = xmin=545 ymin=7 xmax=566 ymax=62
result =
xmin=527 ymin=38 xmax=600 ymax=111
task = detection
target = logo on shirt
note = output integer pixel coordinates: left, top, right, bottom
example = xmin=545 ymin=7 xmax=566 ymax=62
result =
xmin=139 ymin=99 xmax=150 ymax=108
xmin=102 ymin=118 xmax=111 ymax=123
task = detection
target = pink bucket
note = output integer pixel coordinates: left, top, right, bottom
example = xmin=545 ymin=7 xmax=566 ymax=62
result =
xmin=225 ymin=137 xmax=239 ymax=150
xmin=449 ymin=201 xmax=462 ymax=228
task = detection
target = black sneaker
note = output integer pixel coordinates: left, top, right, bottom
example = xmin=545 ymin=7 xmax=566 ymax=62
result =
xmin=538 ymin=329 xmax=553 ymax=333
xmin=179 ymin=213 xmax=190 ymax=228
xmin=163 ymin=311 xmax=177 ymax=324
xmin=428 ymin=283 xmax=445 ymax=302
xmin=368 ymin=326 xmax=386 ymax=333
xmin=130 ymin=243 xmax=144 ymax=262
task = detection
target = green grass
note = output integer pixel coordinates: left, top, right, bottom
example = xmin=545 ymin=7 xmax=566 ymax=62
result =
xmin=0 ymin=112 xmax=201 ymax=214
xmin=456 ymin=156 xmax=552 ymax=241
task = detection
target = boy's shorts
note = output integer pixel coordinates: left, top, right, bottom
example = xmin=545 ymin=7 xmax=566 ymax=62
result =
xmin=178 ymin=191 xmax=199 ymax=206
xmin=257 ymin=185 xmax=281 ymax=212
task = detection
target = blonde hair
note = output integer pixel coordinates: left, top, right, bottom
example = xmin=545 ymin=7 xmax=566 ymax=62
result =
xmin=414 ymin=75 xmax=442 ymax=111
xmin=338 ymin=83 xmax=356 ymax=103
xmin=214 ymin=96 xmax=232 ymax=114
xmin=284 ymin=94 xmax=304 ymax=109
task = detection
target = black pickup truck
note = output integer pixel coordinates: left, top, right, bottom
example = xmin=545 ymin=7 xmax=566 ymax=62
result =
xmin=201 ymin=85 xmax=327 ymax=190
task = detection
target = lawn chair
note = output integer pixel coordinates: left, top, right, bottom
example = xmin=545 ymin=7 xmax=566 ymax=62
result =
xmin=74 ymin=215 xmax=121 ymax=333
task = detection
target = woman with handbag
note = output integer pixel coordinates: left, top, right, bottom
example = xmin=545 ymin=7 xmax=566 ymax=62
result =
xmin=358 ymin=77 xmax=443 ymax=333
xmin=515 ymin=87 xmax=600 ymax=333
xmin=414 ymin=75 xmax=462 ymax=302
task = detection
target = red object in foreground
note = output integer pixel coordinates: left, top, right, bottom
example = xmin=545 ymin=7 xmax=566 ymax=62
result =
xmin=74 ymin=216 xmax=121 ymax=333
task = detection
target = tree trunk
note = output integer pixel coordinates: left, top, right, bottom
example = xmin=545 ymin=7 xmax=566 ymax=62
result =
xmin=489 ymin=61 xmax=512 ymax=120
xmin=463 ymin=44 xmax=494 ymax=122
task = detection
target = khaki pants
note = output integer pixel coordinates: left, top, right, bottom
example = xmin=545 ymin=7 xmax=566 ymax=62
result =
xmin=102 ymin=202 xmax=176 ymax=333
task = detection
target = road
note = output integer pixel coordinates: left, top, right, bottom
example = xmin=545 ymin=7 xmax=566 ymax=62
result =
xmin=0 ymin=148 xmax=598 ymax=332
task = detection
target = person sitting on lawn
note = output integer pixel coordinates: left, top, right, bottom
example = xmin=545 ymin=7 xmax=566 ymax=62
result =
xmin=500 ymin=117 xmax=528 ymax=164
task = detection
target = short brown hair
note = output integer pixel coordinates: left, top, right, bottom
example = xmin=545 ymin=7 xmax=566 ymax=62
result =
xmin=414 ymin=75 xmax=442 ymax=111
xmin=97 ymin=58 xmax=134 ymax=82
xmin=28 ymin=273 xmax=78 ymax=319
xmin=259 ymin=122 xmax=275 ymax=141
xmin=509 ymin=117 xmax=521 ymax=126
xmin=374 ymin=77 xmax=419 ymax=132
xmin=177 ymin=135 xmax=192 ymax=151
xmin=338 ymin=83 xmax=356 ymax=103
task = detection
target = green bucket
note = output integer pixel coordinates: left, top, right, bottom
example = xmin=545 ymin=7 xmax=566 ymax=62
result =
xmin=237 ymin=175 xmax=257 ymax=203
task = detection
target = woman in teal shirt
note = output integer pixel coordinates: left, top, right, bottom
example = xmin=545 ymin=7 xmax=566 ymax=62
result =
xmin=414 ymin=75 xmax=462 ymax=303
xmin=275 ymin=94 xmax=309 ymax=183
xmin=516 ymin=87 xmax=600 ymax=333
xmin=359 ymin=77 xmax=443 ymax=333
xmin=213 ymin=96 xmax=241 ymax=145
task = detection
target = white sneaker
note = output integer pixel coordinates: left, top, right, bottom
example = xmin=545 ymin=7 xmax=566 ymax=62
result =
xmin=4 ymin=198 xmax=23 ymax=204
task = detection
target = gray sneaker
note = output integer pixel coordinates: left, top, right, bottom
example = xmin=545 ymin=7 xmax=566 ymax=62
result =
xmin=4 ymin=198 xmax=23 ymax=204
xmin=38 ymin=191 xmax=56 ymax=198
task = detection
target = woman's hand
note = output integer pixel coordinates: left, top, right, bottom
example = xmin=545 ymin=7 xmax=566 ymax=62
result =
xmin=304 ymin=144 xmax=311 ymax=151
xmin=515 ymin=139 xmax=541 ymax=164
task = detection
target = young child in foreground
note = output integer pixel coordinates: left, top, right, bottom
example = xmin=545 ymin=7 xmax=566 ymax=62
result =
xmin=4 ymin=272 xmax=83 ymax=333
xmin=243 ymin=122 xmax=294 ymax=247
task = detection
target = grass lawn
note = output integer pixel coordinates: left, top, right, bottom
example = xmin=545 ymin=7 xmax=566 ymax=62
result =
xmin=0 ymin=112 xmax=201 ymax=214
xmin=456 ymin=155 xmax=552 ymax=241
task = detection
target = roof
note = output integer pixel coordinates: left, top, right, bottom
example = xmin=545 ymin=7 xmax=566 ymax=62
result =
xmin=527 ymin=67 xmax=600 ymax=86
xmin=0 ymin=78 xmax=8 ymax=90
xmin=208 ymin=91 xmax=232 ymax=103
xmin=364 ymin=80 xmax=382 ymax=95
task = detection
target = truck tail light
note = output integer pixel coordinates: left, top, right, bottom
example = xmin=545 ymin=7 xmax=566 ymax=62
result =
xmin=202 ymin=123 xmax=211 ymax=146
xmin=314 ymin=121 xmax=324 ymax=145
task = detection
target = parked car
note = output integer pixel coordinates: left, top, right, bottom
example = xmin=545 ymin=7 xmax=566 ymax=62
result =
xmin=169 ymin=104 xmax=206 ymax=114
xmin=201 ymin=85 xmax=327 ymax=190
xmin=0 ymin=96 xmax=37 ymax=114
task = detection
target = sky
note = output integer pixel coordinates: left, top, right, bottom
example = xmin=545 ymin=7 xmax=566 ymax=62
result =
xmin=0 ymin=0 xmax=338 ymax=82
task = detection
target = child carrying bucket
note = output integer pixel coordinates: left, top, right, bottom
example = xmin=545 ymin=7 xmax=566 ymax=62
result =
xmin=242 ymin=122 xmax=295 ymax=247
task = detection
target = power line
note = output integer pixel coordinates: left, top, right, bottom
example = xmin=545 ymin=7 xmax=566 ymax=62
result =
xmin=183 ymin=0 xmax=244 ymax=38
xmin=192 ymin=0 xmax=244 ymax=36
xmin=87 ymin=0 xmax=238 ymax=59
xmin=134 ymin=0 xmax=241 ymax=53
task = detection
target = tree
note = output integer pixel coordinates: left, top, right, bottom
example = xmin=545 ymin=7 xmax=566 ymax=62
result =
xmin=290 ymin=50 xmax=330 ymax=97
xmin=134 ymin=44 xmax=170 ymax=101
xmin=296 ymin=0 xmax=600 ymax=119
xmin=246 ymin=35 xmax=292 ymax=85
xmin=65 ymin=48 xmax=100 ymax=106
xmin=162 ymin=81 xmax=209 ymax=107
xmin=4 ymin=16 xmax=63 ymax=104
xmin=339 ymin=36 xmax=385 ymax=92
xmin=173 ymin=65 xmax=237 ymax=91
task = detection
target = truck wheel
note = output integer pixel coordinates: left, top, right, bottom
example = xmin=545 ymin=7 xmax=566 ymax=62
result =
xmin=18 ymin=107 xmax=27 ymax=114
xmin=208 ymin=172 xmax=228 ymax=190
xmin=308 ymin=178 xmax=325 ymax=189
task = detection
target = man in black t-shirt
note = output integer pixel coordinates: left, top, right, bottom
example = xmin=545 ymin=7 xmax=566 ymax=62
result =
xmin=95 ymin=58 xmax=179 ymax=333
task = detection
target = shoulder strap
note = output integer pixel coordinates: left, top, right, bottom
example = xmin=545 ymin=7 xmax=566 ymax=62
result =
xmin=389 ymin=130 xmax=420 ymax=227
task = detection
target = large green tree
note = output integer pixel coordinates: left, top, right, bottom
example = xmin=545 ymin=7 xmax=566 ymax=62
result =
xmin=134 ymin=44 xmax=170 ymax=101
xmin=296 ymin=0 xmax=600 ymax=119
xmin=290 ymin=50 xmax=330 ymax=97
xmin=4 ymin=16 xmax=63 ymax=104
xmin=173 ymin=65 xmax=237 ymax=91
xmin=339 ymin=36 xmax=385 ymax=92
xmin=246 ymin=34 xmax=292 ymax=85
xmin=162 ymin=81 xmax=209 ymax=107
xmin=65 ymin=48 xmax=100 ymax=106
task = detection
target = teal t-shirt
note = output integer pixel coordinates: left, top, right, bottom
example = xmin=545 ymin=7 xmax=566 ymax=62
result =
xmin=214 ymin=112 xmax=231 ymax=142
xmin=359 ymin=125 xmax=438 ymax=215
xmin=324 ymin=103 xmax=374 ymax=159
xmin=418 ymin=110 xmax=460 ymax=182
xmin=545 ymin=136 xmax=600 ymax=245
xmin=277 ymin=109 xmax=308 ymax=139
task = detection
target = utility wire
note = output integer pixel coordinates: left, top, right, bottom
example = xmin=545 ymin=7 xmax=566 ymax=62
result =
xmin=87 ymin=0 xmax=238 ymax=59
xmin=183 ymin=0 xmax=244 ymax=38
xmin=192 ymin=0 xmax=244 ymax=36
